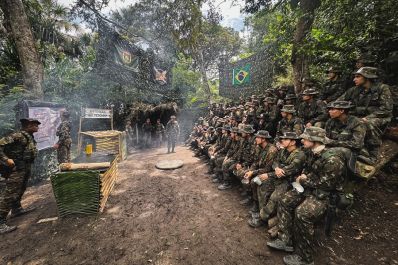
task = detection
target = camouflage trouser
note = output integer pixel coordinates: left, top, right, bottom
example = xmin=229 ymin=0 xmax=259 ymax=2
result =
xmin=143 ymin=132 xmax=152 ymax=148
xmin=294 ymin=195 xmax=328 ymax=263
xmin=221 ymin=157 xmax=237 ymax=182
xmin=260 ymin=181 xmax=288 ymax=221
xmin=154 ymin=133 xmax=162 ymax=147
xmin=0 ymin=166 xmax=31 ymax=223
xmin=214 ymin=154 xmax=226 ymax=174
xmin=256 ymin=178 xmax=274 ymax=214
xmin=361 ymin=118 xmax=388 ymax=163
xmin=57 ymin=144 xmax=71 ymax=163
xmin=167 ymin=135 xmax=177 ymax=151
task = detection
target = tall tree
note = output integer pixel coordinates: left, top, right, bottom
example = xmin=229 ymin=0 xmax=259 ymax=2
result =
xmin=0 ymin=0 xmax=44 ymax=99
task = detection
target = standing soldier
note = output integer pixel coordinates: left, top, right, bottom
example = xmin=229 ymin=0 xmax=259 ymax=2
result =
xmin=154 ymin=119 xmax=165 ymax=148
xmin=166 ymin=115 xmax=180 ymax=153
xmin=125 ymin=120 xmax=135 ymax=150
xmin=54 ymin=111 xmax=72 ymax=163
xmin=142 ymin=118 xmax=153 ymax=149
xmin=0 ymin=118 xmax=40 ymax=234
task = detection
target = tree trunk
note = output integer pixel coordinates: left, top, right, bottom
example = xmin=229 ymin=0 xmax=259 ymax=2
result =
xmin=196 ymin=49 xmax=212 ymax=107
xmin=291 ymin=0 xmax=320 ymax=94
xmin=0 ymin=0 xmax=44 ymax=99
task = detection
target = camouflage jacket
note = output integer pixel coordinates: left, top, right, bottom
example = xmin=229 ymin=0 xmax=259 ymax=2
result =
xmin=0 ymin=130 xmax=38 ymax=169
xmin=166 ymin=121 xmax=180 ymax=136
xmin=276 ymin=117 xmax=304 ymax=137
xmin=206 ymin=133 xmax=218 ymax=145
xmin=227 ymin=139 xmax=241 ymax=159
xmin=325 ymin=115 xmax=366 ymax=152
xmin=155 ymin=123 xmax=165 ymax=134
xmin=214 ymin=134 xmax=226 ymax=152
xmin=239 ymin=136 xmax=256 ymax=166
xmin=263 ymin=105 xmax=281 ymax=123
xmin=268 ymin=147 xmax=306 ymax=183
xmin=297 ymin=100 xmax=326 ymax=125
xmin=302 ymin=147 xmax=345 ymax=194
xmin=217 ymin=136 xmax=233 ymax=155
xmin=338 ymin=83 xmax=393 ymax=120
xmin=56 ymin=120 xmax=72 ymax=146
xmin=142 ymin=123 xmax=153 ymax=133
xmin=251 ymin=143 xmax=278 ymax=175
xmin=320 ymin=79 xmax=346 ymax=103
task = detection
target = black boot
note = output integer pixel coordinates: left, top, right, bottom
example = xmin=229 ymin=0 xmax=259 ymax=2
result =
xmin=9 ymin=207 xmax=36 ymax=218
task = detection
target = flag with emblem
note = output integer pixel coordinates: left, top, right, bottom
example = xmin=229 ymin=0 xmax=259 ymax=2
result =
xmin=232 ymin=63 xmax=251 ymax=86
xmin=114 ymin=43 xmax=140 ymax=72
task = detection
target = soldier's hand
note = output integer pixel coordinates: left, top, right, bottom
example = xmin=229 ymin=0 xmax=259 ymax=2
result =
xmin=259 ymin=173 xmax=269 ymax=181
xmin=296 ymin=174 xmax=307 ymax=183
xmin=244 ymin=171 xmax=253 ymax=179
xmin=53 ymin=143 xmax=59 ymax=149
xmin=275 ymin=167 xmax=285 ymax=177
xmin=6 ymin=159 xmax=15 ymax=168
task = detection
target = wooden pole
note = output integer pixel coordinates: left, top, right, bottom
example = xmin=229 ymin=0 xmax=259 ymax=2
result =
xmin=77 ymin=107 xmax=83 ymax=155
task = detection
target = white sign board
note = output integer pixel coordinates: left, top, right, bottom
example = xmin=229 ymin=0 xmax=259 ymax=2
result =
xmin=83 ymin=108 xmax=112 ymax=119
xmin=28 ymin=107 xmax=65 ymax=150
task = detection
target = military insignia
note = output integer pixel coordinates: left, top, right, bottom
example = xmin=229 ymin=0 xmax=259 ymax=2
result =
xmin=121 ymin=51 xmax=132 ymax=64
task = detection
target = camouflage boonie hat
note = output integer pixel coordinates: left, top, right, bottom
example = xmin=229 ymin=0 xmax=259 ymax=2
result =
xmin=327 ymin=101 xmax=354 ymax=109
xmin=301 ymin=88 xmax=319 ymax=95
xmin=245 ymin=102 xmax=253 ymax=107
xmin=255 ymin=130 xmax=272 ymax=139
xmin=300 ymin=126 xmax=331 ymax=144
xmin=20 ymin=118 xmax=41 ymax=125
xmin=231 ymin=127 xmax=240 ymax=133
xmin=257 ymin=113 xmax=265 ymax=119
xmin=326 ymin=66 xmax=342 ymax=74
xmin=281 ymin=105 xmax=296 ymax=114
xmin=251 ymin=95 xmax=258 ymax=99
xmin=238 ymin=105 xmax=244 ymax=109
xmin=198 ymin=117 xmax=204 ymax=121
xmin=240 ymin=125 xmax=255 ymax=134
xmin=216 ymin=126 xmax=223 ymax=131
xmin=264 ymin=97 xmax=277 ymax=104
xmin=279 ymin=131 xmax=300 ymax=140
xmin=285 ymin=94 xmax=297 ymax=100
xmin=208 ymin=127 xmax=215 ymax=131
xmin=222 ymin=125 xmax=232 ymax=131
xmin=355 ymin=67 xmax=378 ymax=79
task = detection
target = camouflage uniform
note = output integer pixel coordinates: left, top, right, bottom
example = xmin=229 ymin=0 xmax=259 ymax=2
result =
xmin=154 ymin=122 xmax=165 ymax=147
xmin=166 ymin=117 xmax=180 ymax=153
xmin=297 ymin=89 xmax=327 ymax=126
xmin=271 ymin=127 xmax=345 ymax=265
xmin=142 ymin=122 xmax=153 ymax=148
xmin=219 ymin=128 xmax=242 ymax=189
xmin=0 ymin=128 xmax=38 ymax=226
xmin=56 ymin=119 xmax=72 ymax=163
xmin=320 ymin=67 xmax=345 ymax=103
xmin=338 ymin=67 xmax=393 ymax=163
xmin=277 ymin=105 xmax=304 ymax=137
xmin=260 ymin=142 xmax=306 ymax=221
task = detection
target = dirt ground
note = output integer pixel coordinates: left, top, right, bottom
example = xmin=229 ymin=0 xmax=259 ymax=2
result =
xmin=0 ymin=146 xmax=397 ymax=265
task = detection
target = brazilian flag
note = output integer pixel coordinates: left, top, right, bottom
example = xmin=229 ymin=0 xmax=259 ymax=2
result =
xmin=232 ymin=63 xmax=251 ymax=86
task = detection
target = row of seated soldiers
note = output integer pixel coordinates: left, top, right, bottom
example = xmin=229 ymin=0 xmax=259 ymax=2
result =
xmin=186 ymin=67 xmax=393 ymax=265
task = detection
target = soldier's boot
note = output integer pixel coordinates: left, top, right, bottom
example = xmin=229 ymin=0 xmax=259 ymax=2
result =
xmin=0 ymin=223 xmax=17 ymax=234
xmin=240 ymin=190 xmax=248 ymax=197
xmin=9 ymin=207 xmax=36 ymax=218
xmin=282 ymin=254 xmax=314 ymax=265
xmin=218 ymin=181 xmax=232 ymax=190
xmin=266 ymin=239 xmax=294 ymax=253
xmin=249 ymin=201 xmax=260 ymax=215
xmin=248 ymin=212 xmax=266 ymax=228
xmin=239 ymin=197 xmax=252 ymax=206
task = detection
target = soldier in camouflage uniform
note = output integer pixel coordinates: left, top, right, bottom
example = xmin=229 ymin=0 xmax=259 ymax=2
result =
xmin=166 ymin=115 xmax=180 ymax=153
xmin=0 ymin=118 xmax=40 ymax=234
xmin=262 ymin=97 xmax=281 ymax=137
xmin=276 ymin=105 xmax=304 ymax=138
xmin=248 ymin=132 xmax=306 ymax=228
xmin=297 ymin=88 xmax=327 ymax=128
xmin=218 ymin=127 xmax=242 ymax=190
xmin=142 ymin=118 xmax=153 ymax=149
xmin=267 ymin=127 xmax=346 ymax=265
xmin=338 ymin=67 xmax=393 ymax=164
xmin=54 ymin=111 xmax=72 ymax=163
xmin=320 ymin=67 xmax=346 ymax=104
xmin=325 ymin=101 xmax=366 ymax=153
xmin=212 ymin=126 xmax=233 ymax=183
xmin=154 ymin=119 xmax=165 ymax=148
xmin=208 ymin=126 xmax=226 ymax=174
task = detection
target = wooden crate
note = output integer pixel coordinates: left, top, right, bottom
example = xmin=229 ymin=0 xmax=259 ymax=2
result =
xmin=51 ymin=155 xmax=118 ymax=217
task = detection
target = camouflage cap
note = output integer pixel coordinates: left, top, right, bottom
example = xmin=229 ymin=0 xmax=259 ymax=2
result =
xmin=170 ymin=115 xmax=176 ymax=119
xmin=240 ymin=125 xmax=255 ymax=134
xmin=216 ymin=126 xmax=223 ymax=131
xmin=238 ymin=105 xmax=244 ymax=109
xmin=251 ymin=94 xmax=258 ymax=99
xmin=300 ymin=126 xmax=331 ymax=144
xmin=20 ymin=118 xmax=41 ymax=125
xmin=285 ymin=94 xmax=297 ymax=100
xmin=255 ymin=130 xmax=272 ymax=139
xmin=245 ymin=102 xmax=253 ymax=107
xmin=264 ymin=97 xmax=277 ymax=103
xmin=301 ymin=88 xmax=319 ymax=95
xmin=279 ymin=131 xmax=300 ymax=140
xmin=355 ymin=67 xmax=378 ymax=79
xmin=208 ymin=126 xmax=215 ymax=131
xmin=326 ymin=66 xmax=342 ymax=74
xmin=222 ymin=125 xmax=232 ymax=131
xmin=327 ymin=100 xmax=354 ymax=109
xmin=281 ymin=105 xmax=296 ymax=114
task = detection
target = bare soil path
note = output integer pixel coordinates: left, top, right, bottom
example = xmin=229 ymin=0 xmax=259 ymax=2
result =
xmin=0 ymin=146 xmax=397 ymax=265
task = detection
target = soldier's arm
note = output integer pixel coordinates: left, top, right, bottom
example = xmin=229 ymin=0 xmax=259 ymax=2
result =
xmin=0 ymin=133 xmax=20 ymax=162
xmin=279 ymin=151 xmax=306 ymax=180
xmin=329 ymin=121 xmax=366 ymax=151
xmin=253 ymin=146 xmax=278 ymax=175
xmin=327 ymin=82 xmax=346 ymax=102
xmin=365 ymin=84 xmax=393 ymax=119
xmin=303 ymin=156 xmax=345 ymax=190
